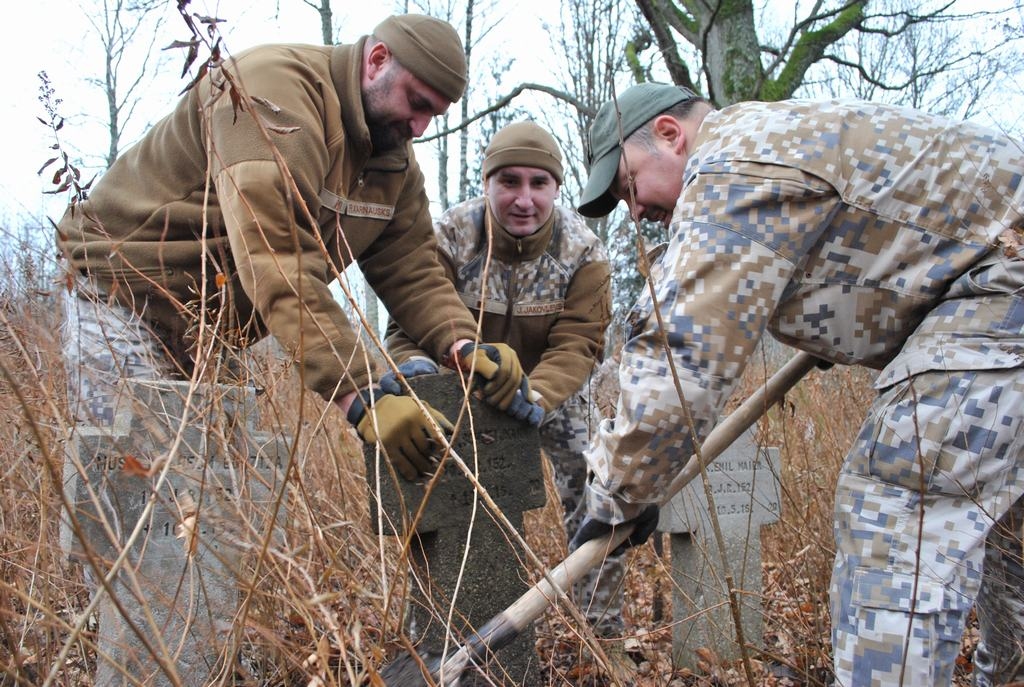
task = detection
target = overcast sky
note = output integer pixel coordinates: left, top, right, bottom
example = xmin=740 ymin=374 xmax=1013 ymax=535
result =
xmin=0 ymin=0 xmax=559 ymax=224
xmin=3 ymin=1 xmax=1022 ymax=228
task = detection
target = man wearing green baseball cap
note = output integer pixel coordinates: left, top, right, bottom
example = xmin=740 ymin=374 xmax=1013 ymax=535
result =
xmin=570 ymin=82 xmax=1024 ymax=687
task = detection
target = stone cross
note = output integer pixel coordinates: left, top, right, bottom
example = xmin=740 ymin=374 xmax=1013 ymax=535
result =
xmin=62 ymin=379 xmax=288 ymax=686
xmin=366 ymin=373 xmax=546 ymax=686
xmin=657 ymin=427 xmax=781 ymax=670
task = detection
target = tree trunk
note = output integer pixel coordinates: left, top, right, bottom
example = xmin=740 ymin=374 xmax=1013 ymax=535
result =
xmin=458 ymin=0 xmax=474 ymax=203
xmin=318 ymin=1 xmax=333 ymax=44
xmin=696 ymin=0 xmax=764 ymax=105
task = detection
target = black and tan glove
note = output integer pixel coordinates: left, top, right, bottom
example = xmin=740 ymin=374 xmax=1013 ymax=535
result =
xmin=569 ymin=504 xmax=660 ymax=557
xmin=378 ymin=357 xmax=440 ymax=396
xmin=505 ymin=382 xmax=545 ymax=426
xmin=346 ymin=388 xmax=453 ymax=481
xmin=457 ymin=342 xmax=533 ymax=411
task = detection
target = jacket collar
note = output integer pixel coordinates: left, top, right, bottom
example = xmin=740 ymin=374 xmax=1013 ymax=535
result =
xmin=485 ymin=202 xmax=554 ymax=263
xmin=330 ymin=38 xmax=373 ymax=160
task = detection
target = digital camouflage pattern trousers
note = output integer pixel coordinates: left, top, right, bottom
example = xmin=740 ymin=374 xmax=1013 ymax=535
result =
xmin=541 ymin=388 xmax=627 ymax=637
xmin=832 ymin=363 xmax=1024 ymax=687
xmin=61 ymin=277 xmax=179 ymax=425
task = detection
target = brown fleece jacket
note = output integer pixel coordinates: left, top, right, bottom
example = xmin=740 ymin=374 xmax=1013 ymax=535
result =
xmin=57 ymin=39 xmax=477 ymax=400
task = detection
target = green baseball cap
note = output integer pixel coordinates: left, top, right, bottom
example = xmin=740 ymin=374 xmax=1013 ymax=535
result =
xmin=578 ymin=83 xmax=698 ymax=218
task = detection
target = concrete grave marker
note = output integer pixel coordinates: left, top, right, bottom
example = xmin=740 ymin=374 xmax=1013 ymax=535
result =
xmin=62 ymin=379 xmax=289 ymax=686
xmin=366 ymin=373 xmax=545 ymax=686
xmin=657 ymin=427 xmax=781 ymax=669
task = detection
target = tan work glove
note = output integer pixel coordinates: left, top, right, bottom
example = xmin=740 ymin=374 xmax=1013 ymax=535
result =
xmin=346 ymin=389 xmax=453 ymax=480
xmin=457 ymin=342 xmax=534 ymax=412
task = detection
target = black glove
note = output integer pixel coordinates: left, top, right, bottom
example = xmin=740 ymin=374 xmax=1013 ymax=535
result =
xmin=569 ymin=504 xmax=660 ymax=557
xmin=504 ymin=382 xmax=545 ymax=426
xmin=378 ymin=357 xmax=440 ymax=396
xmin=458 ymin=342 xmax=530 ymax=411
xmin=346 ymin=388 xmax=453 ymax=481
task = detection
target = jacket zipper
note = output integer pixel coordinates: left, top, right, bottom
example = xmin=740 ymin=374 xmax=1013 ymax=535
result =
xmin=501 ymin=238 xmax=522 ymax=341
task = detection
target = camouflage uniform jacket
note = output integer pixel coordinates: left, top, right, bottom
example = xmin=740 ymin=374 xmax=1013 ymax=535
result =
xmin=57 ymin=39 xmax=476 ymax=400
xmin=386 ymin=196 xmax=612 ymax=409
xmin=587 ymin=99 xmax=1024 ymax=523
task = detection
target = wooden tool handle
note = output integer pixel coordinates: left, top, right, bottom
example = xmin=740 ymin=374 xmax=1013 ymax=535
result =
xmin=434 ymin=352 xmax=820 ymax=682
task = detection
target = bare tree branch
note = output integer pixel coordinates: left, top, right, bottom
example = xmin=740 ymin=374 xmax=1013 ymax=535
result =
xmin=635 ymin=0 xmax=697 ymax=88
xmin=417 ymin=82 xmax=596 ymax=143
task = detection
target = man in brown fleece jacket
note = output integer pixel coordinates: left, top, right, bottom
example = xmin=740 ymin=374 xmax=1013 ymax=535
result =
xmin=57 ymin=14 xmax=531 ymax=479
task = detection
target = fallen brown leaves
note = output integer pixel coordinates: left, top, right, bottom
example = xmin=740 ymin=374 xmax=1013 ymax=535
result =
xmin=999 ymin=226 xmax=1024 ymax=259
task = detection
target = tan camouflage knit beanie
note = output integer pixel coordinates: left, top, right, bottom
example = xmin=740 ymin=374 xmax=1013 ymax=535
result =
xmin=482 ymin=121 xmax=564 ymax=184
xmin=373 ymin=14 xmax=467 ymax=103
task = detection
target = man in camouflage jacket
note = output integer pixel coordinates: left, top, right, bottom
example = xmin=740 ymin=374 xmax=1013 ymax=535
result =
xmin=385 ymin=121 xmax=627 ymax=635
xmin=572 ymin=83 xmax=1024 ymax=686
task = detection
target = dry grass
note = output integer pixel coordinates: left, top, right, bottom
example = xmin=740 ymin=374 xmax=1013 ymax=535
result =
xmin=0 ymin=277 xmax=985 ymax=686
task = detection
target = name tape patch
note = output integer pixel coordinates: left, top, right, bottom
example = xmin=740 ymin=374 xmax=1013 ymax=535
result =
xmin=319 ymin=189 xmax=395 ymax=220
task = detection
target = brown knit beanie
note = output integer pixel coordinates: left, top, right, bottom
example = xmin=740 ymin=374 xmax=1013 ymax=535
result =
xmin=373 ymin=14 xmax=467 ymax=103
xmin=482 ymin=121 xmax=564 ymax=184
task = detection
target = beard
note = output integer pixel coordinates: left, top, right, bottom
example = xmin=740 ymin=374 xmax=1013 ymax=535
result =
xmin=362 ymin=69 xmax=414 ymax=153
